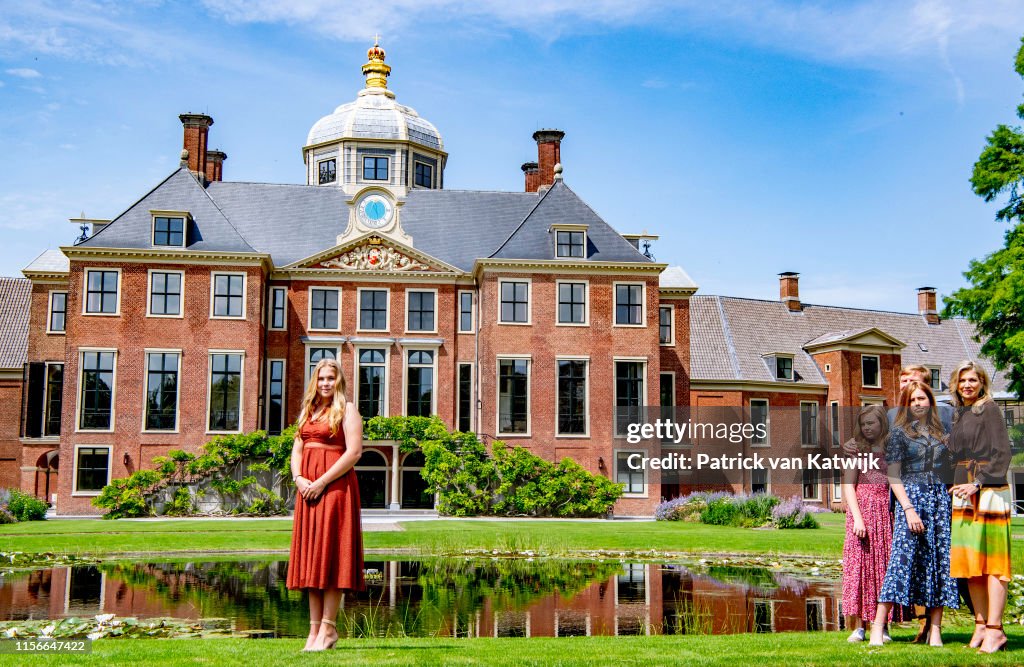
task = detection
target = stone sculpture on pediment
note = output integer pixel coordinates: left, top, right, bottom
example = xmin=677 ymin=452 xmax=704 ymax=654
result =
xmin=319 ymin=241 xmax=433 ymax=272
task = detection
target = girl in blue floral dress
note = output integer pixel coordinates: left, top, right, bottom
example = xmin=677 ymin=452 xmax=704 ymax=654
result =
xmin=868 ymin=381 xmax=958 ymax=647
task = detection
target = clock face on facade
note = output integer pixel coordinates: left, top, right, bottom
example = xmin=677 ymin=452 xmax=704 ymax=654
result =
xmin=357 ymin=193 xmax=394 ymax=229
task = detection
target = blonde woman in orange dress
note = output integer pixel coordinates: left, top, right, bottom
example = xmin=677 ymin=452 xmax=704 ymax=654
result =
xmin=286 ymin=358 xmax=365 ymax=651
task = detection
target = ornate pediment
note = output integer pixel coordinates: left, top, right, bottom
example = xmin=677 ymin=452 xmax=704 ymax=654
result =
xmin=316 ymin=237 xmax=438 ymax=272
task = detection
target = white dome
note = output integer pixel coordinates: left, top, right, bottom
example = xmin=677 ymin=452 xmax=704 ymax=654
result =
xmin=306 ymin=89 xmax=443 ymax=151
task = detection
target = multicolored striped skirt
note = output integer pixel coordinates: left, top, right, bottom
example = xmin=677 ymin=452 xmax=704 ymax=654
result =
xmin=950 ymin=486 xmax=1012 ymax=582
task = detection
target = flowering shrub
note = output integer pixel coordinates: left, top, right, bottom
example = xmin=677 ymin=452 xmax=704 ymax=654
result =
xmin=771 ymin=495 xmax=821 ymax=529
xmin=655 ymin=491 xmax=790 ymax=528
xmin=0 ymin=488 xmax=47 ymax=523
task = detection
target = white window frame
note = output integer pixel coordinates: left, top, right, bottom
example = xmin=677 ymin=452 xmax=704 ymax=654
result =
xmin=614 ymin=449 xmax=648 ymax=498
xmin=800 ymin=400 xmax=819 ymax=448
xmin=209 ymin=271 xmax=247 ymax=320
xmin=307 ymin=286 xmax=342 ymax=332
xmin=42 ymin=360 xmax=64 ymax=437
xmin=555 ymin=279 xmax=589 ymax=327
xmin=768 ymin=354 xmax=795 ymax=382
xmin=402 ymin=345 xmax=438 ymax=417
xmin=405 ymin=288 xmax=438 ymax=334
xmin=457 ymin=289 xmax=475 ymax=333
xmin=553 ymin=226 xmax=588 ymax=259
xmin=612 ymin=281 xmax=646 ymax=328
xmin=802 ymin=468 xmax=822 ymax=502
xmin=750 ymin=398 xmax=770 ymax=447
xmin=304 ymin=344 xmax=341 ymax=387
xmin=71 ymin=443 xmax=112 ymax=497
xmin=146 ymin=269 xmax=185 ymax=319
xmin=82 ymin=267 xmax=122 ymax=317
xmin=265 ymin=358 xmax=287 ymax=433
xmin=555 ymin=355 xmax=590 ymax=438
xmin=658 ymin=304 xmax=675 ymax=346
xmin=46 ymin=289 xmax=68 ymax=335
xmin=830 ymin=400 xmax=840 ymax=448
xmin=831 ymin=470 xmax=843 ymax=502
xmin=497 ymin=278 xmax=532 ymax=326
xmin=861 ymin=354 xmax=881 ymax=389
xmin=150 ymin=211 xmax=188 ymax=248
xmin=612 ymin=357 xmax=647 ymax=438
xmin=205 ymin=349 xmax=246 ymax=435
xmin=456 ymin=361 xmax=474 ymax=432
xmin=268 ymin=286 xmax=288 ymax=331
xmin=496 ymin=354 xmax=531 ymax=437
xmin=74 ymin=347 xmax=118 ymax=433
xmin=753 ymin=600 xmax=776 ymax=633
xmin=926 ymin=365 xmax=942 ymax=392
xmin=353 ymin=345 xmax=390 ymax=419
xmin=357 ymin=286 xmax=390 ymax=333
xmin=141 ymin=348 xmax=182 ymax=434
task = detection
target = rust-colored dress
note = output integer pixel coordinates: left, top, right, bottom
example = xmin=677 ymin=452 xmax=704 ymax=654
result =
xmin=287 ymin=415 xmax=365 ymax=591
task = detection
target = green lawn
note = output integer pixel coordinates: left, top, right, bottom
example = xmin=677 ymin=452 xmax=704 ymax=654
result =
xmin=4 ymin=627 xmax=1023 ymax=667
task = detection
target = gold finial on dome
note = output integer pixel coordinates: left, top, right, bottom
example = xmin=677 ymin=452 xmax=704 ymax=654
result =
xmin=362 ymin=35 xmax=391 ymax=89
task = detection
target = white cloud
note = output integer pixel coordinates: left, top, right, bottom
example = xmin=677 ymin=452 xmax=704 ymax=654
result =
xmin=5 ymin=67 xmax=41 ymax=78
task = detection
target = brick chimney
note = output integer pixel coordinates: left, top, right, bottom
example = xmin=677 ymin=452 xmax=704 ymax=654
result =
xmin=522 ymin=161 xmax=540 ymax=192
xmin=533 ymin=129 xmax=564 ymax=189
xmin=179 ymin=113 xmax=213 ymax=180
xmin=205 ymin=150 xmax=227 ymax=182
xmin=917 ymin=287 xmax=939 ymax=324
xmin=779 ymin=272 xmax=801 ymax=312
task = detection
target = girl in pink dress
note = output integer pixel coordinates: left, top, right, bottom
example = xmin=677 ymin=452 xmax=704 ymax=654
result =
xmin=841 ymin=404 xmax=901 ymax=641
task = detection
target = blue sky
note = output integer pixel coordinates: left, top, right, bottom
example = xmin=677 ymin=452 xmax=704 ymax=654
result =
xmin=2 ymin=1 xmax=1023 ymax=313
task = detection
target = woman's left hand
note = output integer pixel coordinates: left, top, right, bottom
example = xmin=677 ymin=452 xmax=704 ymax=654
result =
xmin=301 ymin=478 xmax=326 ymax=500
xmin=950 ymin=483 xmax=978 ymax=500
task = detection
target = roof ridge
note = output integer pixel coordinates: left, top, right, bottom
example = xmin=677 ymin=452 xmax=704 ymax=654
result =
xmin=553 ymin=181 xmax=652 ymax=263
xmin=78 ymin=167 xmax=187 ymax=246
xmin=696 ymin=294 xmax=968 ymax=320
xmin=487 ymin=180 xmax=558 ymax=258
xmin=714 ymin=295 xmax=743 ymax=380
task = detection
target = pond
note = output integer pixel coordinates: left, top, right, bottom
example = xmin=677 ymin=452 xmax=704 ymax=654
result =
xmin=0 ymin=557 xmax=841 ymax=637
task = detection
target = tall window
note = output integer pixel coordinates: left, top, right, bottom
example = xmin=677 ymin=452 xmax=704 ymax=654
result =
xmin=801 ymin=402 xmax=819 ymax=445
xmin=145 ymin=352 xmax=179 ymax=430
xmin=928 ymin=367 xmax=942 ymax=392
xmin=500 ymin=281 xmax=529 ymax=323
xmin=153 ymin=216 xmax=185 ymax=246
xmin=775 ymin=356 xmax=794 ymax=381
xmin=752 ymin=468 xmax=768 ymax=494
xmin=406 ymin=350 xmax=434 ymax=417
xmin=659 ymin=306 xmax=673 ymax=344
xmin=85 ymin=270 xmax=118 ymax=314
xmin=149 ymin=271 xmax=182 ymax=316
xmin=615 ymin=361 xmax=644 ymax=436
xmin=75 ymin=446 xmax=109 ymax=493
xmin=498 ymin=359 xmax=529 ymax=434
xmin=359 ymin=289 xmax=388 ymax=330
xmin=802 ymin=469 xmax=820 ymax=500
xmin=48 ymin=292 xmax=67 ymax=332
xmin=266 ymin=359 xmax=285 ymax=435
xmin=830 ymin=402 xmax=840 ymax=447
xmin=557 ymin=360 xmax=587 ymax=435
xmin=414 ymin=161 xmax=433 ymax=188
xmin=358 ymin=349 xmax=386 ymax=418
xmin=407 ymin=291 xmax=435 ymax=331
xmin=557 ymin=282 xmax=586 ymax=324
xmin=212 ymin=273 xmax=244 ymax=318
xmin=79 ymin=351 xmax=115 ymax=429
xmin=363 ymin=156 xmax=388 ymax=180
xmin=307 ymin=347 xmax=337 ymax=382
xmin=318 ymin=158 xmax=336 ymax=184
xmin=310 ymin=288 xmax=339 ymax=330
xmin=458 ymin=291 xmax=474 ymax=332
xmin=615 ymin=284 xmax=643 ymax=325
xmin=209 ymin=353 xmax=242 ymax=431
xmin=861 ymin=355 xmax=880 ymax=388
xmin=458 ymin=363 xmax=473 ymax=432
xmin=44 ymin=363 xmax=63 ymax=436
xmin=269 ymin=287 xmax=287 ymax=330
xmin=750 ymin=399 xmax=769 ymax=445
xmin=616 ymin=452 xmax=644 ymax=494
xmin=555 ymin=230 xmax=584 ymax=258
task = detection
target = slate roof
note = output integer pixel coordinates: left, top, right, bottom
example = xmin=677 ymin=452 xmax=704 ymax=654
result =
xmin=690 ymin=295 xmax=1012 ymax=396
xmin=0 ymin=277 xmax=31 ymax=370
xmin=23 ymin=249 xmax=69 ymax=274
xmin=73 ymin=169 xmax=654 ymax=272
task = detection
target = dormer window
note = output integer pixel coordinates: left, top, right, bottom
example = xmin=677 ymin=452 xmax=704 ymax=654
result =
xmin=552 ymin=224 xmax=588 ymax=259
xmin=151 ymin=210 xmax=188 ymax=247
xmin=762 ymin=353 xmax=795 ymax=381
xmin=414 ymin=161 xmax=433 ymax=188
xmin=363 ymin=156 xmax=388 ymax=181
xmin=318 ymin=159 xmax=336 ymax=184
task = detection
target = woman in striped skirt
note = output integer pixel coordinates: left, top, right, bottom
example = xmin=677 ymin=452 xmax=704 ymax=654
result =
xmin=948 ymin=360 xmax=1012 ymax=654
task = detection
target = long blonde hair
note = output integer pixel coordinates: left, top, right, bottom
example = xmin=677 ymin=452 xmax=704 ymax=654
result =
xmin=297 ymin=358 xmax=347 ymax=436
xmin=949 ymin=359 xmax=993 ymax=414
xmin=894 ymin=380 xmax=945 ymax=439
xmin=851 ymin=404 xmax=889 ymax=453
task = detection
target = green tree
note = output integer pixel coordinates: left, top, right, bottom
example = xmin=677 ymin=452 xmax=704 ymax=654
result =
xmin=943 ymin=36 xmax=1024 ymax=396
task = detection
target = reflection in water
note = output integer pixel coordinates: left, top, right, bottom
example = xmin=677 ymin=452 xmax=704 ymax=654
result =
xmin=0 ymin=558 xmax=840 ymax=638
